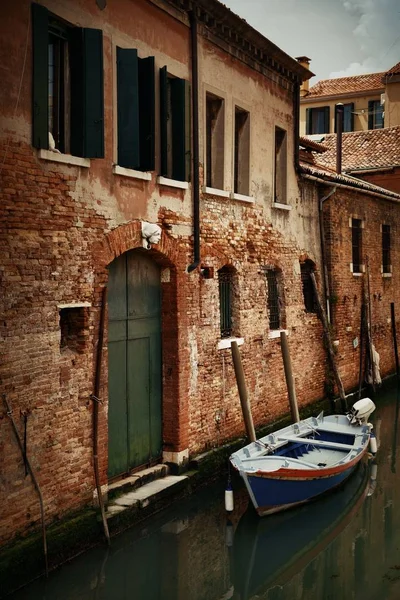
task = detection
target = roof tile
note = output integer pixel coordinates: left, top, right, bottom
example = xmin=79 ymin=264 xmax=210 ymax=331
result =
xmin=305 ymin=72 xmax=384 ymax=98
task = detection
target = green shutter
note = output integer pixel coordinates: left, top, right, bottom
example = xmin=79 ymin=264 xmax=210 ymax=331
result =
xmin=184 ymin=80 xmax=191 ymax=182
xmin=171 ymin=78 xmax=186 ymax=181
xmin=324 ymin=106 xmax=330 ymax=133
xmin=70 ymin=28 xmax=104 ymax=158
xmin=117 ymin=48 xmax=140 ymax=169
xmin=159 ymin=66 xmax=168 ymax=176
xmin=306 ymin=108 xmax=312 ymax=135
xmin=349 ymin=102 xmax=355 ymax=131
xmin=32 ymin=3 xmax=49 ymax=149
xmin=368 ymin=100 xmax=374 ymax=129
xmin=138 ymin=56 xmax=155 ymax=171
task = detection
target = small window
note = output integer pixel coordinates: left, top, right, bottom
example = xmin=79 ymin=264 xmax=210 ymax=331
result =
xmin=352 ymin=218 xmax=363 ymax=273
xmin=300 ymin=260 xmax=317 ymax=313
xmin=59 ymin=307 xmax=88 ymax=353
xmin=160 ymin=67 xmax=191 ymax=181
xmin=264 ymin=267 xmax=284 ymax=330
xmin=206 ymin=93 xmax=224 ymax=189
xmin=382 ymin=225 xmax=391 ymax=274
xmin=117 ymin=48 xmax=155 ymax=171
xmin=306 ymin=106 xmax=330 ymax=134
xmin=368 ymin=100 xmax=384 ymax=130
xmin=32 ymin=4 xmax=104 ymax=157
xmin=275 ymin=127 xmax=287 ymax=204
xmin=234 ymin=106 xmax=250 ymax=195
xmin=218 ymin=266 xmax=239 ymax=338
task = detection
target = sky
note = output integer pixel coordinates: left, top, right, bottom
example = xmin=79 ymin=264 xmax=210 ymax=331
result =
xmin=221 ymin=0 xmax=400 ymax=84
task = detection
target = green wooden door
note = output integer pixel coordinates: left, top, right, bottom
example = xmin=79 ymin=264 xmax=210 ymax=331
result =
xmin=108 ymin=250 xmax=162 ymax=479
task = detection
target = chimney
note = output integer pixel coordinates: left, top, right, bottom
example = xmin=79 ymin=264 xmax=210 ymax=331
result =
xmin=296 ymin=56 xmax=311 ymax=96
xmin=335 ymin=103 xmax=344 ymax=174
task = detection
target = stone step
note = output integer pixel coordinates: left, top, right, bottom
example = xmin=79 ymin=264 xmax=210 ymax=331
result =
xmin=106 ymin=475 xmax=189 ymax=523
xmin=107 ymin=464 xmax=169 ymax=500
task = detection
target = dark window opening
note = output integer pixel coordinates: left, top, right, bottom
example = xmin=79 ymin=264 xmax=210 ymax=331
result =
xmin=334 ymin=103 xmax=354 ymax=133
xmin=265 ymin=267 xmax=283 ymax=330
xmin=206 ymin=93 xmax=224 ymax=189
xmin=218 ymin=267 xmax=233 ymax=338
xmin=306 ymin=106 xmax=330 ymax=134
xmin=382 ymin=224 xmax=391 ymax=274
xmin=301 ymin=260 xmax=317 ymax=313
xmin=117 ymin=48 xmax=155 ymax=172
xmin=59 ymin=307 xmax=88 ymax=353
xmin=234 ymin=106 xmax=250 ymax=195
xmin=48 ymin=22 xmax=70 ymax=153
xmin=275 ymin=127 xmax=287 ymax=204
xmin=368 ymin=100 xmax=384 ymax=130
xmin=352 ymin=218 xmax=362 ymax=273
xmin=160 ymin=67 xmax=191 ymax=182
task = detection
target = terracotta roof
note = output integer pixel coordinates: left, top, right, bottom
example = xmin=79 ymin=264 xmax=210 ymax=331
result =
xmin=299 ymin=136 xmax=328 ymax=153
xmin=299 ymin=161 xmax=400 ymax=200
xmin=311 ymin=127 xmax=400 ymax=172
xmin=304 ymin=72 xmax=384 ymax=98
xmin=384 ymin=61 xmax=400 ymax=78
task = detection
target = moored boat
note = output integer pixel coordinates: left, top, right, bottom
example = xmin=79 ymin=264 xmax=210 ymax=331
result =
xmin=229 ymin=398 xmax=376 ymax=516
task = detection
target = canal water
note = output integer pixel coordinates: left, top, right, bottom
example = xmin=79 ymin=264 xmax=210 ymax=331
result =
xmin=9 ymin=381 xmax=400 ymax=600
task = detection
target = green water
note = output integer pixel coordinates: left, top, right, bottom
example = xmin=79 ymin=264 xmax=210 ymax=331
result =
xmin=9 ymin=381 xmax=400 ymax=600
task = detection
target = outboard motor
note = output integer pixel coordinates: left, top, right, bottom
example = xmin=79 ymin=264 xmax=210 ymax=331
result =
xmin=347 ymin=398 xmax=376 ymax=426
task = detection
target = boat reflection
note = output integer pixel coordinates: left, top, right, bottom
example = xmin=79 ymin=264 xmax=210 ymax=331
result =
xmin=232 ymin=460 xmax=373 ymax=600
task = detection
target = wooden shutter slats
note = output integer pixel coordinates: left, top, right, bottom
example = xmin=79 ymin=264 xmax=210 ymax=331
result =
xmin=32 ymin=3 xmax=49 ymax=149
xmin=117 ymin=47 xmax=140 ymax=169
xmin=138 ymin=56 xmax=155 ymax=172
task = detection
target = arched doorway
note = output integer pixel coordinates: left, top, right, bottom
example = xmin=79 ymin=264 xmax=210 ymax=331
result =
xmin=107 ymin=249 xmax=162 ymax=479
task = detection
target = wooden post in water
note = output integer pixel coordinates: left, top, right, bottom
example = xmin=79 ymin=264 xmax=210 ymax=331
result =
xmin=391 ymin=302 xmax=400 ymax=380
xmin=280 ymin=331 xmax=300 ymax=423
xmin=230 ymin=341 xmax=256 ymax=443
xmin=310 ymin=273 xmax=347 ymax=411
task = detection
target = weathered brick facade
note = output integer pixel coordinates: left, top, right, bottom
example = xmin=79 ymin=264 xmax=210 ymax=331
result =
xmin=1 ymin=0 xmax=398 ymax=549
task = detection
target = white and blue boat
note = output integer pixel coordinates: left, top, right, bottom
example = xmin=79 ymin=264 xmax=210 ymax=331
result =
xmin=229 ymin=398 xmax=376 ymax=516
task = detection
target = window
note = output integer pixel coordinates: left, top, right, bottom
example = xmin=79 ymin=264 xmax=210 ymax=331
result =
xmin=205 ymin=93 xmax=224 ymax=189
xmin=32 ymin=4 xmax=104 ymax=157
xmin=160 ymin=67 xmax=191 ymax=181
xmin=306 ymin=107 xmax=330 ymax=134
xmin=382 ymin=224 xmax=391 ymax=274
xmin=218 ymin=266 xmax=239 ymax=338
xmin=335 ymin=103 xmax=354 ymax=133
xmin=274 ymin=127 xmax=287 ymax=204
xmin=300 ymin=260 xmax=317 ymax=313
xmin=368 ymin=100 xmax=384 ymax=129
xmin=234 ymin=106 xmax=250 ymax=195
xmin=264 ymin=267 xmax=284 ymax=330
xmin=59 ymin=307 xmax=88 ymax=353
xmin=351 ymin=218 xmax=363 ymax=273
xmin=117 ymin=48 xmax=155 ymax=171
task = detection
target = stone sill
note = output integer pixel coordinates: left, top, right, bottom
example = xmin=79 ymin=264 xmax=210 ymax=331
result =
xmin=38 ymin=149 xmax=90 ymax=168
xmin=272 ymin=202 xmax=292 ymax=211
xmin=57 ymin=302 xmax=91 ymax=309
xmin=202 ymin=186 xmax=230 ymax=198
xmin=113 ymin=165 xmax=151 ymax=181
xmin=352 ymin=272 xmax=363 ymax=277
xmin=231 ymin=192 xmax=254 ymax=203
xmin=157 ymin=176 xmax=189 ymax=190
xmin=268 ymin=329 xmax=288 ymax=339
xmin=217 ymin=337 xmax=244 ymax=350
xmin=382 ymin=273 xmax=392 ymax=278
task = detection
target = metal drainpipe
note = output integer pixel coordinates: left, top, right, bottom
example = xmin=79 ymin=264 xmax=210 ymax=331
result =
xmin=319 ymin=186 xmax=336 ymax=323
xmin=187 ymin=10 xmax=200 ymax=273
xmin=293 ymin=81 xmax=300 ymax=171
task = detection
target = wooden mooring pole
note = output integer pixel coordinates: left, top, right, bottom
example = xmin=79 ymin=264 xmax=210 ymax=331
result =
xmin=391 ymin=302 xmax=400 ymax=380
xmin=310 ymin=273 xmax=347 ymax=412
xmin=230 ymin=341 xmax=256 ymax=443
xmin=280 ymin=331 xmax=300 ymax=423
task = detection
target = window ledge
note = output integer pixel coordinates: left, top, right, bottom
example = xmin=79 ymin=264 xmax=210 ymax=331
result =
xmin=113 ymin=165 xmax=151 ymax=181
xmin=272 ymin=202 xmax=292 ymax=211
xmin=230 ymin=192 xmax=254 ymax=203
xmin=217 ymin=337 xmax=244 ymax=350
xmin=352 ymin=272 xmax=363 ymax=277
xmin=382 ymin=273 xmax=392 ymax=278
xmin=268 ymin=329 xmax=288 ymax=339
xmin=202 ymin=186 xmax=230 ymax=198
xmin=157 ymin=176 xmax=189 ymax=190
xmin=38 ymin=149 xmax=90 ymax=168
xmin=57 ymin=302 xmax=91 ymax=309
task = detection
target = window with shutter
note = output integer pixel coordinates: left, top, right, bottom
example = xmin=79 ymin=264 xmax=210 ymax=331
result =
xmin=274 ymin=126 xmax=287 ymax=204
xmin=159 ymin=67 xmax=191 ymax=182
xmin=32 ymin=4 xmax=104 ymax=158
xmin=234 ymin=106 xmax=250 ymax=195
xmin=306 ymin=106 xmax=330 ymax=134
xmin=335 ymin=103 xmax=354 ymax=133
